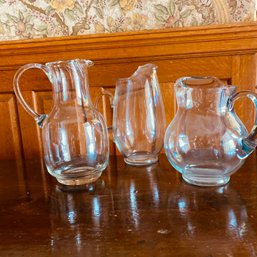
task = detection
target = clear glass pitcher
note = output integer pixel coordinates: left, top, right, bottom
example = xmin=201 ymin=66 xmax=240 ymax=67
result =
xmin=98 ymin=64 xmax=166 ymax=166
xmin=164 ymin=76 xmax=257 ymax=186
xmin=13 ymin=59 xmax=109 ymax=186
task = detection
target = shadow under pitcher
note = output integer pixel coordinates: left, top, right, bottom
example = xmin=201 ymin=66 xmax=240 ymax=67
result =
xmin=164 ymin=76 xmax=257 ymax=187
xmin=13 ymin=59 xmax=109 ymax=186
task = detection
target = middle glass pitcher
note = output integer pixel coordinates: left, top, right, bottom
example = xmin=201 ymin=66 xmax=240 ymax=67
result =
xmin=99 ymin=64 xmax=166 ymax=166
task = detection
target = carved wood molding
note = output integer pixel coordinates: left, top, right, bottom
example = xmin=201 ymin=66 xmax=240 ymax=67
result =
xmin=0 ymin=22 xmax=257 ymax=68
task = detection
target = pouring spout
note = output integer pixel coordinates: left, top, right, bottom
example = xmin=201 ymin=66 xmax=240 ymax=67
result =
xmin=132 ymin=63 xmax=157 ymax=80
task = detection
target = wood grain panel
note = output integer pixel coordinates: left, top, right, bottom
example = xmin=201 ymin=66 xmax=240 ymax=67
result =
xmin=4 ymin=56 xmax=231 ymax=93
xmin=161 ymin=82 xmax=176 ymax=126
xmin=88 ymin=56 xmax=231 ymax=88
xmin=0 ymin=93 xmax=23 ymax=161
xmin=231 ymin=54 xmax=257 ymax=132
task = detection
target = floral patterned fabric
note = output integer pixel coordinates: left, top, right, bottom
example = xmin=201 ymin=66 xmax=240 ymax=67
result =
xmin=0 ymin=0 xmax=255 ymax=41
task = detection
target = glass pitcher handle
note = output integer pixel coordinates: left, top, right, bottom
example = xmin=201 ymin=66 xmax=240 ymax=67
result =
xmin=228 ymin=90 xmax=257 ymax=147
xmin=94 ymin=88 xmax=114 ymax=131
xmin=13 ymin=63 xmax=49 ymax=127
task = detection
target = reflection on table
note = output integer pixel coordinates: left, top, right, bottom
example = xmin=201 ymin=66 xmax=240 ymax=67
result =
xmin=0 ymin=155 xmax=257 ymax=256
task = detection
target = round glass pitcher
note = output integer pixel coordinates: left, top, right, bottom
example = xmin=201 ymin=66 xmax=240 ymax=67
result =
xmin=97 ymin=64 xmax=166 ymax=166
xmin=164 ymin=76 xmax=257 ymax=186
xmin=13 ymin=59 xmax=109 ymax=186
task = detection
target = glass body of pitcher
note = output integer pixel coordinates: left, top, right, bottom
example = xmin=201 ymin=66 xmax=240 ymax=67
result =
xmin=164 ymin=76 xmax=257 ymax=186
xmin=13 ymin=59 xmax=109 ymax=186
xmin=99 ymin=64 xmax=166 ymax=166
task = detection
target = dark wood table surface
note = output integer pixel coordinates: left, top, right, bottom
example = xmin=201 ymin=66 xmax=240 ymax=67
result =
xmin=1 ymin=154 xmax=257 ymax=257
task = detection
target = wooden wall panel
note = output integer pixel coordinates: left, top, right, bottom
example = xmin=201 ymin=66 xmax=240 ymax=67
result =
xmin=0 ymin=93 xmax=22 ymax=161
xmin=87 ymin=56 xmax=231 ymax=88
xmin=231 ymin=54 xmax=257 ymax=131
xmin=1 ymin=23 xmax=257 ymax=160
xmin=161 ymin=82 xmax=176 ymax=126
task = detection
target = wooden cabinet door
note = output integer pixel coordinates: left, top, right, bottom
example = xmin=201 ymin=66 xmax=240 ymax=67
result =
xmin=0 ymin=93 xmax=23 ymax=161
xmin=0 ymin=94 xmax=27 ymax=198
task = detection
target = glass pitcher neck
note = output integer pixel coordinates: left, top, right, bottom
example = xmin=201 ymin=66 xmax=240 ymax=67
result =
xmin=177 ymin=76 xmax=222 ymax=89
xmin=175 ymin=76 xmax=236 ymax=111
xmin=47 ymin=59 xmax=93 ymax=106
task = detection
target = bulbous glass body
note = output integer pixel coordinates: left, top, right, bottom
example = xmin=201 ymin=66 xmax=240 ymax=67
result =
xmin=14 ymin=59 xmax=109 ymax=186
xmin=164 ymin=76 xmax=257 ymax=186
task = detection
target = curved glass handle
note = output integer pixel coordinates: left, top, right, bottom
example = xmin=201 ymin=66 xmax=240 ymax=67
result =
xmin=13 ymin=63 xmax=50 ymax=127
xmin=228 ymin=90 xmax=257 ymax=149
xmin=94 ymin=88 xmax=114 ymax=131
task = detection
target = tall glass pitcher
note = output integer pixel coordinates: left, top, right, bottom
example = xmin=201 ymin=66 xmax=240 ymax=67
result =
xmin=14 ymin=59 xmax=109 ymax=186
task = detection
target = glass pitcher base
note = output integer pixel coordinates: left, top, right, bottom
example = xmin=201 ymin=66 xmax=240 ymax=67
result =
xmin=124 ymin=154 xmax=158 ymax=166
xmin=182 ymin=173 xmax=230 ymax=187
xmin=53 ymin=167 xmax=103 ymax=186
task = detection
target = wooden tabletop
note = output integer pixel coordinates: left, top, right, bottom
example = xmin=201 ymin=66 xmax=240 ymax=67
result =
xmin=1 ymin=154 xmax=257 ymax=257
